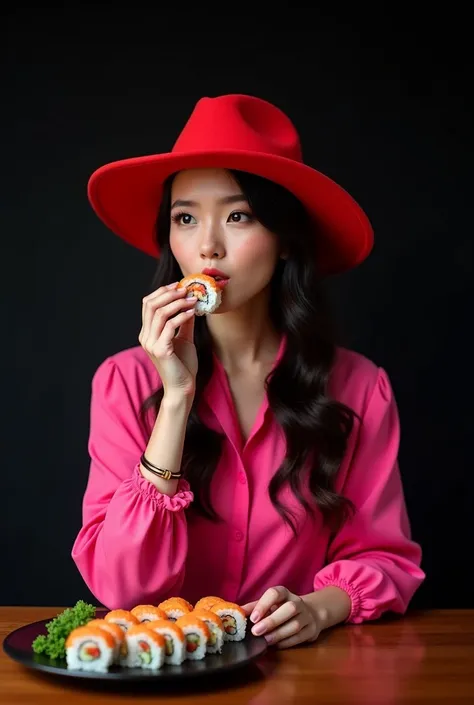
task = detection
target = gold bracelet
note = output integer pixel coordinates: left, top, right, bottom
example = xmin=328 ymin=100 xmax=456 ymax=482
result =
xmin=140 ymin=453 xmax=183 ymax=480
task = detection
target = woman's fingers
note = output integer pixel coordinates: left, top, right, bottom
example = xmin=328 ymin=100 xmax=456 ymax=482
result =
xmin=140 ymin=286 xmax=190 ymax=345
xmin=145 ymin=297 xmax=197 ymax=351
xmin=139 ymin=283 xmax=184 ymax=339
xmin=151 ymin=307 xmax=197 ymax=359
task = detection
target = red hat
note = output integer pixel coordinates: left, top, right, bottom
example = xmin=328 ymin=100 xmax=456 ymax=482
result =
xmin=87 ymin=94 xmax=374 ymax=276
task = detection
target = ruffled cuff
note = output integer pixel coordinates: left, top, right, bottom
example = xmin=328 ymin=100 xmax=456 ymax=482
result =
xmin=313 ymin=574 xmax=363 ymax=623
xmin=131 ymin=463 xmax=194 ymax=511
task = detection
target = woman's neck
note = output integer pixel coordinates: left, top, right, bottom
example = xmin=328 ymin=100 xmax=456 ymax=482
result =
xmin=206 ymin=293 xmax=281 ymax=373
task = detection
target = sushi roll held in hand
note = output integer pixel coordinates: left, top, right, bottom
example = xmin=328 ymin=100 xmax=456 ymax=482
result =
xmin=211 ymin=601 xmax=247 ymax=642
xmin=175 ymin=614 xmax=210 ymax=660
xmin=66 ymin=625 xmax=116 ymax=672
xmin=177 ymin=272 xmax=226 ymax=316
xmin=124 ymin=624 xmax=166 ymax=670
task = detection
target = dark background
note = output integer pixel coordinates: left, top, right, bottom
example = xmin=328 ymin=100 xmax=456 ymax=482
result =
xmin=3 ymin=7 xmax=472 ymax=608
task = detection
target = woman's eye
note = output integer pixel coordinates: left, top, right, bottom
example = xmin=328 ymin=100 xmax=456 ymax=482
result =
xmin=173 ymin=212 xmax=196 ymax=225
xmin=228 ymin=211 xmax=251 ymax=223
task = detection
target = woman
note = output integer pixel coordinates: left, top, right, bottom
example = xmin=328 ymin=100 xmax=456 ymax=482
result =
xmin=72 ymin=94 xmax=425 ymax=649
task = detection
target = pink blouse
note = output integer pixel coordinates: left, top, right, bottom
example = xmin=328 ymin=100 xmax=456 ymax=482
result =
xmin=71 ymin=336 xmax=425 ymax=623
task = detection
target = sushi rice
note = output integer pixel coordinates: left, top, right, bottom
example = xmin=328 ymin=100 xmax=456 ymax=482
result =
xmin=175 ymin=614 xmax=210 ymax=660
xmin=146 ymin=619 xmax=186 ymax=665
xmin=177 ymin=273 xmax=222 ymax=316
xmin=123 ymin=624 xmax=166 ymax=670
xmin=61 ymin=595 xmax=250 ymax=673
xmin=192 ymin=608 xmax=225 ymax=654
xmin=210 ymin=601 xmax=247 ymax=641
xmin=86 ymin=619 xmax=125 ymax=662
xmin=66 ymin=625 xmax=116 ymax=672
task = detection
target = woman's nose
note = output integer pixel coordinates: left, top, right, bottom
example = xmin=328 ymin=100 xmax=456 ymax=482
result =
xmin=199 ymin=229 xmax=225 ymax=260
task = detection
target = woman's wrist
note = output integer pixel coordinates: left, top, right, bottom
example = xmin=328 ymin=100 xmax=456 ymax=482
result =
xmin=301 ymin=586 xmax=352 ymax=631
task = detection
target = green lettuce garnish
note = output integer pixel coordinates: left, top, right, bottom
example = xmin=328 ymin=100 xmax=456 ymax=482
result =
xmin=32 ymin=600 xmax=96 ymax=660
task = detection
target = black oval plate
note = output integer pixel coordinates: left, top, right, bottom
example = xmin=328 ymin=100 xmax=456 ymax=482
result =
xmin=3 ymin=614 xmax=268 ymax=682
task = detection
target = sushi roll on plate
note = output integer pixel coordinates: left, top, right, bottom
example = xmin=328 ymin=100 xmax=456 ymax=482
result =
xmin=160 ymin=596 xmax=193 ymax=611
xmin=194 ymin=596 xmax=226 ymax=611
xmin=158 ymin=598 xmax=192 ymax=622
xmin=66 ymin=625 xmax=115 ymax=672
xmin=123 ymin=624 xmax=166 ymax=670
xmin=211 ymin=601 xmax=247 ymax=641
xmin=192 ymin=609 xmax=224 ymax=654
xmin=131 ymin=605 xmax=167 ymax=623
xmin=146 ymin=619 xmax=186 ymax=665
xmin=104 ymin=609 xmax=139 ymax=632
xmin=177 ymin=273 xmax=223 ymax=316
xmin=86 ymin=619 xmax=125 ymax=662
xmin=175 ymin=614 xmax=210 ymax=661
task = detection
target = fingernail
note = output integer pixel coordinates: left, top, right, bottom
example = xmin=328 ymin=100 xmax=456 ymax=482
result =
xmin=252 ymin=622 xmax=265 ymax=636
xmin=250 ymin=611 xmax=259 ymax=623
xmin=185 ymin=295 xmax=197 ymax=300
xmin=166 ymin=282 xmax=179 ymax=289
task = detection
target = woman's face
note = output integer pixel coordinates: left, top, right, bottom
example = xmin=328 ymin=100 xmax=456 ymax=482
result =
xmin=169 ymin=168 xmax=282 ymax=315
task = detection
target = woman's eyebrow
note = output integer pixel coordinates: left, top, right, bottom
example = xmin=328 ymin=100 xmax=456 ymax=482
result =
xmin=171 ymin=193 xmax=247 ymax=209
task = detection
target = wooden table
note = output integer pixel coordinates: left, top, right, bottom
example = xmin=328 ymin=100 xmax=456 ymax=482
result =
xmin=1 ymin=607 xmax=473 ymax=704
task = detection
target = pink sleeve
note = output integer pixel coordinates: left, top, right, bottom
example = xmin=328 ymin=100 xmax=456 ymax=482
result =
xmin=71 ymin=357 xmax=193 ymax=610
xmin=313 ymin=367 xmax=425 ymax=623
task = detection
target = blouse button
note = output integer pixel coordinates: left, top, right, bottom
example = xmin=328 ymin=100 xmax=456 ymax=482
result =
xmin=238 ymin=472 xmax=247 ymax=484
xmin=234 ymin=530 xmax=244 ymax=542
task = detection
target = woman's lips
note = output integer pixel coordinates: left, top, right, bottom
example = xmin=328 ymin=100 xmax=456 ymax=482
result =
xmin=215 ymin=278 xmax=230 ymax=290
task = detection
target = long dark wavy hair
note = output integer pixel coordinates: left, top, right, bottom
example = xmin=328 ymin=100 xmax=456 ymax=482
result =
xmin=140 ymin=169 xmax=359 ymax=535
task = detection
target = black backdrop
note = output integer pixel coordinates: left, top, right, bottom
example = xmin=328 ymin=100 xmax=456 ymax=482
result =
xmin=3 ymin=7 xmax=472 ymax=609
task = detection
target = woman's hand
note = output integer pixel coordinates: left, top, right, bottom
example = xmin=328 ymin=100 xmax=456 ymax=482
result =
xmin=139 ymin=281 xmax=198 ymax=398
xmin=241 ymin=586 xmax=321 ymax=649
xmin=241 ymin=585 xmax=351 ymax=649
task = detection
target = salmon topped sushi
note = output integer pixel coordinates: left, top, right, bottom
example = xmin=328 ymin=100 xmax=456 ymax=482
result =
xmin=158 ymin=598 xmax=192 ymax=621
xmin=177 ymin=273 xmax=223 ymax=315
xmin=210 ymin=601 xmax=247 ymax=641
xmin=131 ymin=605 xmax=168 ymax=623
xmin=192 ymin=608 xmax=225 ymax=654
xmin=162 ymin=596 xmax=193 ymax=611
xmin=194 ymin=596 xmax=226 ymax=611
xmin=104 ymin=609 xmax=139 ymax=632
xmin=146 ymin=619 xmax=186 ymax=665
xmin=66 ymin=625 xmax=116 ymax=672
xmin=175 ymin=614 xmax=210 ymax=660
xmin=86 ymin=619 xmax=125 ymax=662
xmin=123 ymin=624 xmax=166 ymax=670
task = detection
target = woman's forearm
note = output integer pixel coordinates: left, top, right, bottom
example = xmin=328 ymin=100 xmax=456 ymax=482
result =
xmin=301 ymin=586 xmax=352 ymax=630
xmin=139 ymin=393 xmax=192 ymax=496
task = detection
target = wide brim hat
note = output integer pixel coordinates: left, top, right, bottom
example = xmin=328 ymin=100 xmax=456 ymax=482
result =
xmin=87 ymin=94 xmax=374 ymax=276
